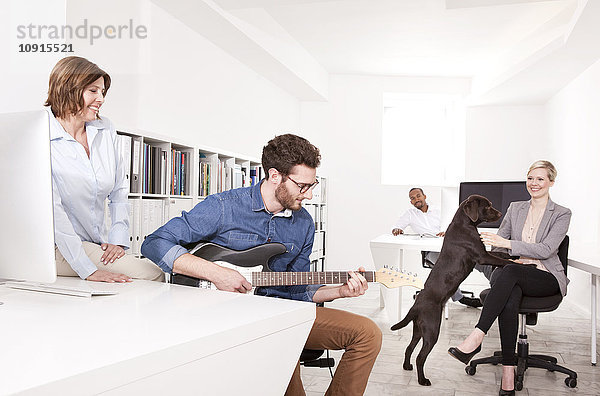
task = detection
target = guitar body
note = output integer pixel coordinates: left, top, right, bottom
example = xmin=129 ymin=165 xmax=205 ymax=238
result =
xmin=171 ymin=242 xmax=287 ymax=289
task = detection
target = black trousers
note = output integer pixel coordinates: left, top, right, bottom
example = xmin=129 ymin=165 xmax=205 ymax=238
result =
xmin=475 ymin=264 xmax=560 ymax=365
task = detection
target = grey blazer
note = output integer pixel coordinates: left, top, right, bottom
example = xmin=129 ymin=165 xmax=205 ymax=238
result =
xmin=493 ymin=199 xmax=572 ymax=296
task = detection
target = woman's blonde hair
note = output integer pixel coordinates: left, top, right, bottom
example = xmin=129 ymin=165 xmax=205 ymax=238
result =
xmin=528 ymin=160 xmax=557 ymax=182
xmin=45 ymin=56 xmax=111 ymax=119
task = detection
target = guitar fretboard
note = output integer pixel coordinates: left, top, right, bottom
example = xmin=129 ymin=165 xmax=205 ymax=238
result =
xmin=251 ymin=271 xmax=376 ymax=287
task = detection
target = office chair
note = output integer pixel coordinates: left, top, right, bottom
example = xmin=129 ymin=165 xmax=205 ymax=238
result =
xmin=300 ymin=349 xmax=335 ymax=370
xmin=466 ymin=236 xmax=577 ymax=390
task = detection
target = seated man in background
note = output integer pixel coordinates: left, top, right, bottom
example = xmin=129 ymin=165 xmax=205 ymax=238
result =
xmin=392 ymin=188 xmax=483 ymax=308
xmin=142 ymin=134 xmax=382 ymax=396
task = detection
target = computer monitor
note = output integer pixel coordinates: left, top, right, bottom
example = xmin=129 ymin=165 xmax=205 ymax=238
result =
xmin=0 ymin=111 xmax=56 ymax=283
xmin=459 ymin=181 xmax=530 ymax=228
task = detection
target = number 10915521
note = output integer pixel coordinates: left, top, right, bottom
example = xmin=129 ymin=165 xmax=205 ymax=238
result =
xmin=18 ymin=43 xmax=74 ymax=53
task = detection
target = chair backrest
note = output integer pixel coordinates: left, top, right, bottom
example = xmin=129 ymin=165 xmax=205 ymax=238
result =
xmin=421 ymin=251 xmax=435 ymax=268
xmin=557 ymin=235 xmax=569 ymax=276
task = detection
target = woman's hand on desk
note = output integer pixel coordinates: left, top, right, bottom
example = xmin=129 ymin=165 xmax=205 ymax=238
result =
xmin=392 ymin=228 xmax=403 ymax=236
xmin=436 ymin=232 xmax=445 ymax=237
xmin=86 ymin=269 xmax=132 ymax=283
xmin=101 ymin=243 xmax=125 ymax=264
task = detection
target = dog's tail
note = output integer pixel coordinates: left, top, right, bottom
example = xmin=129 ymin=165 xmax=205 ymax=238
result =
xmin=390 ymin=307 xmax=416 ymax=331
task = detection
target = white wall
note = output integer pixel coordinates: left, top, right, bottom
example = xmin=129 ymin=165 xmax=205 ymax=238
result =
xmin=465 ymin=105 xmax=547 ymax=181
xmin=300 ymin=74 xmax=470 ymax=272
xmin=462 ymin=76 xmax=599 ymax=317
xmin=0 ymin=0 xmax=67 ymax=114
xmin=1 ymin=1 xmax=300 ymax=158
xmin=133 ymin=2 xmax=300 ymax=156
xmin=544 ymin=58 xmax=600 ymax=315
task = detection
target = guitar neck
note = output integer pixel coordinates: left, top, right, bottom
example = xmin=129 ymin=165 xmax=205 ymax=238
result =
xmin=252 ymin=271 xmax=376 ymax=287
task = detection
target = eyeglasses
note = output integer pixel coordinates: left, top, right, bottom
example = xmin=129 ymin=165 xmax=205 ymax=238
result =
xmin=286 ymin=175 xmax=319 ymax=194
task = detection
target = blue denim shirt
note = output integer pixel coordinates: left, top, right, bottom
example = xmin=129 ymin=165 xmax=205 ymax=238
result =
xmin=141 ymin=181 xmax=321 ymax=302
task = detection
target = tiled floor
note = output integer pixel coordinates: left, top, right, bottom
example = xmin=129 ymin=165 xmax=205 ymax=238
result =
xmin=300 ymin=284 xmax=599 ymax=395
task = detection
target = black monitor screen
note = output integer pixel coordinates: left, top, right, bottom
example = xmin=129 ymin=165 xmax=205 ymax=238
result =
xmin=459 ymin=181 xmax=530 ymax=228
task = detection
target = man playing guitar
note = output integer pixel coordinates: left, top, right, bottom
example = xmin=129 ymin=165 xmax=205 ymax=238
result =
xmin=142 ymin=134 xmax=382 ymax=395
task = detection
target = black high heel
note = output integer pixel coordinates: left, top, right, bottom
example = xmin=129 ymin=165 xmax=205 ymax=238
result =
xmin=447 ymin=344 xmax=481 ymax=364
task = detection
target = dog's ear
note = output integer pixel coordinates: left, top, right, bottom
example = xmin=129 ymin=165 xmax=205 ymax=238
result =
xmin=463 ymin=199 xmax=479 ymax=222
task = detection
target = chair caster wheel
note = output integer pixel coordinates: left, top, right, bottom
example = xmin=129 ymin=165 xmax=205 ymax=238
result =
xmin=515 ymin=381 xmax=523 ymax=391
xmin=565 ymin=377 xmax=577 ymax=388
xmin=465 ymin=365 xmax=476 ymax=375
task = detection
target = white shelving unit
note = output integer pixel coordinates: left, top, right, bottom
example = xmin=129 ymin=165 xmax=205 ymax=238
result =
xmin=303 ymin=176 xmax=327 ymax=272
xmin=110 ymin=129 xmax=327 ymax=269
xmin=198 ymin=146 xmax=261 ymax=199
xmin=113 ymin=129 xmax=262 ymax=258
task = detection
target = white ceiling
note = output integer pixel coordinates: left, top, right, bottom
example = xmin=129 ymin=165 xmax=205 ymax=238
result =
xmin=156 ymin=0 xmax=599 ymax=103
xmin=220 ymin=0 xmax=576 ymax=78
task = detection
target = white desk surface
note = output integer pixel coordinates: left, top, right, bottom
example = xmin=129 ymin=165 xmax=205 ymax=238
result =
xmin=0 ymin=277 xmax=315 ymax=395
xmin=371 ymin=235 xmax=599 ymax=268
xmin=370 ymin=234 xmax=443 ymax=252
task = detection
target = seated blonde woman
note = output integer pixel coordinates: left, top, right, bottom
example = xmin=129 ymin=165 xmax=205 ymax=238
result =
xmin=448 ymin=160 xmax=570 ymax=396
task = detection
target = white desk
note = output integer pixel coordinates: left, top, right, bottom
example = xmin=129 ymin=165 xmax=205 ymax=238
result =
xmin=0 ymin=277 xmax=315 ymax=395
xmin=369 ymin=234 xmax=443 ymax=325
xmin=568 ymin=246 xmax=600 ymax=366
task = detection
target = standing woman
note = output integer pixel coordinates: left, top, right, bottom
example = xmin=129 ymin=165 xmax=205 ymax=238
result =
xmin=46 ymin=56 xmax=164 ymax=283
xmin=448 ymin=160 xmax=570 ymax=395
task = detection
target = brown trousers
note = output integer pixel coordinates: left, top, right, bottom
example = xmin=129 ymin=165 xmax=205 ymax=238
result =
xmin=285 ymin=306 xmax=382 ymax=396
xmin=55 ymin=242 xmax=165 ymax=282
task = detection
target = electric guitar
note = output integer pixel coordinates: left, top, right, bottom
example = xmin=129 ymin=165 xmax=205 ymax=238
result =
xmin=170 ymin=242 xmax=424 ymax=291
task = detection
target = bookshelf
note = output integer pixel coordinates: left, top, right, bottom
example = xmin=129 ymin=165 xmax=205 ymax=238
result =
xmin=112 ymin=130 xmax=261 ymax=257
xmin=303 ymin=176 xmax=327 ymax=272
xmin=198 ymin=148 xmax=261 ymax=198
xmin=109 ymin=129 xmax=328 ymax=272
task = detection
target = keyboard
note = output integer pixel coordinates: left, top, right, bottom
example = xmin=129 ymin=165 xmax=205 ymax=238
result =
xmin=5 ymin=281 xmax=118 ymax=298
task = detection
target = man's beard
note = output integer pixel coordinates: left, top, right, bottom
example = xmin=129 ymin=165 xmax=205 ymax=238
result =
xmin=275 ymin=183 xmax=302 ymax=211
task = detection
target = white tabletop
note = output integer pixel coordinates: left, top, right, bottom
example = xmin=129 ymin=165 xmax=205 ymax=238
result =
xmin=0 ymin=277 xmax=315 ymax=395
xmin=369 ymin=234 xmax=444 ymax=252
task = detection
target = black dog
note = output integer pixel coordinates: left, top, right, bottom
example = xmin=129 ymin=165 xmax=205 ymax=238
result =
xmin=390 ymin=194 xmax=514 ymax=386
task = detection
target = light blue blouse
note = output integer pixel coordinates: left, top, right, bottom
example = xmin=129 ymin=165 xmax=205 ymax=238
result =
xmin=48 ymin=108 xmax=130 ymax=279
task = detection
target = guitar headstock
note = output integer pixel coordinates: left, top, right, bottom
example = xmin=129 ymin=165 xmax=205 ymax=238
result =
xmin=375 ymin=267 xmax=424 ymax=289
